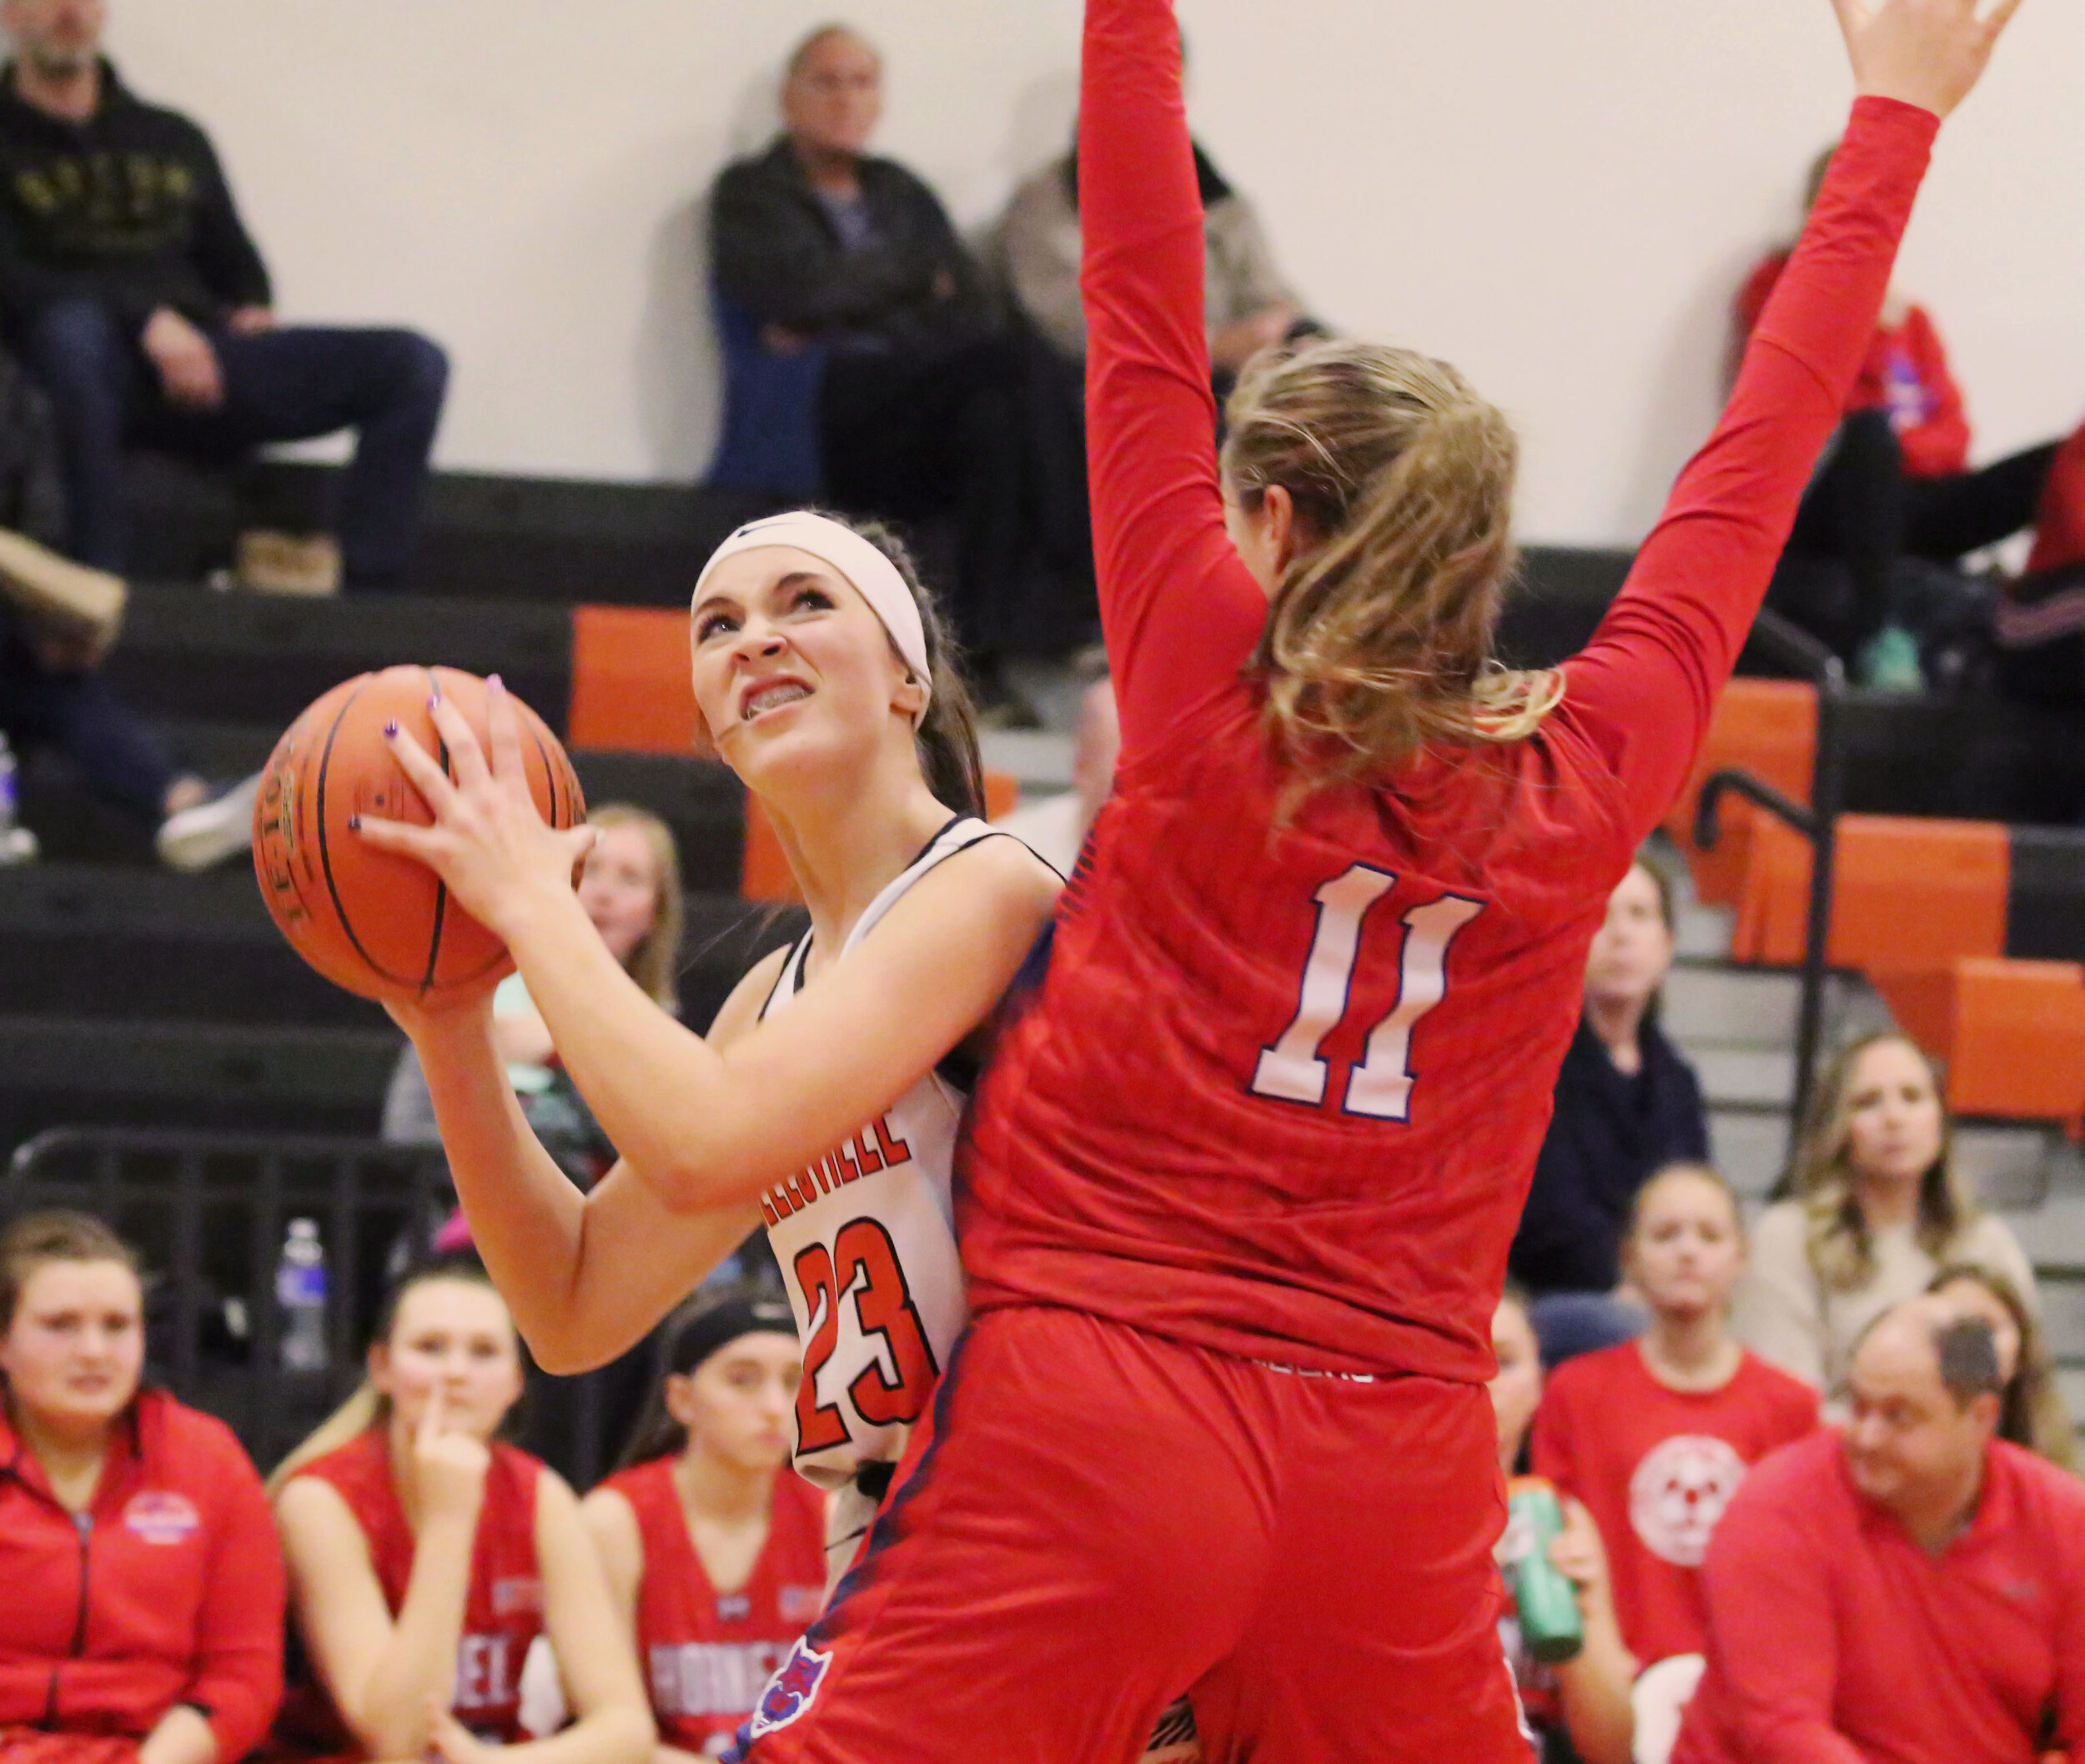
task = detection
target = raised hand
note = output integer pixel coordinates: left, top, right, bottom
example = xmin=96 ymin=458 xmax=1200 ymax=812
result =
xmin=356 ymin=675 xmax=597 ymax=944
xmin=1832 ymin=0 xmax=2024 ymax=118
xmin=409 ymin=1384 xmax=492 ymax=1530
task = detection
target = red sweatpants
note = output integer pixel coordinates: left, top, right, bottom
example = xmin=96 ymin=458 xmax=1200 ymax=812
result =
xmin=730 ymin=1306 xmax=1531 ymax=1763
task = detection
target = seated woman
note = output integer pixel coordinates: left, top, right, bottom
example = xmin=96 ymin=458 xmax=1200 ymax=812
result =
xmin=0 ymin=1210 xmax=284 ymax=1764
xmin=1928 ymin=1262 xmax=2078 ymax=1473
xmin=1535 ymin=1165 xmax=1819 ymax=1668
xmin=582 ymin=1289 xmax=826 ymax=1761
xmin=1733 ymin=1030 xmax=2037 ymax=1402
xmin=1510 ymin=860 xmax=1710 ymax=1360
xmin=268 ymin=1258 xmax=651 ymax=1764
xmin=1490 ymin=1287 xmax=1636 ymax=1764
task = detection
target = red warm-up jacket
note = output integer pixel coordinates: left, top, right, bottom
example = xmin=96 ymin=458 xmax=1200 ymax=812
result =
xmin=0 ymin=1389 xmax=287 ymax=1760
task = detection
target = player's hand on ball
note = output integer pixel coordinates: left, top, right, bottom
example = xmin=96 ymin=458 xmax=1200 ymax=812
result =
xmin=1832 ymin=0 xmax=2023 ymax=120
xmin=356 ymin=674 xmax=599 ymax=943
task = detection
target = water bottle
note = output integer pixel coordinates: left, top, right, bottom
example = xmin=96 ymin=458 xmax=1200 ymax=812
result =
xmin=1505 ymin=1477 xmax=1585 ymax=1665
xmin=276 ymin=1219 xmax=329 ymax=1375
xmin=0 ymin=734 xmax=38 ymax=866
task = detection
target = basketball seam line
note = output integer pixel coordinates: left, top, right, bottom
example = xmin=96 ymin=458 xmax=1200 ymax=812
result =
xmin=315 ymin=676 xmax=416 ymax=988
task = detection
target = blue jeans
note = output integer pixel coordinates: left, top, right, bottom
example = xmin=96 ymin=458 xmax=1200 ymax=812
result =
xmin=0 ymin=603 xmax=176 ymax=819
xmin=19 ymin=299 xmax=448 ymax=589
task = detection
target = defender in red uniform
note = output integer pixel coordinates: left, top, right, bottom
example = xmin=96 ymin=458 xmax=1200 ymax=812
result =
xmin=585 ymin=1291 xmax=827 ymax=1759
xmin=729 ymin=2 xmax=2023 ymax=1760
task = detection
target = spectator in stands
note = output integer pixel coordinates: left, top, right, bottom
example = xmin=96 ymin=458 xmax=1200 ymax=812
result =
xmin=582 ymin=1288 xmax=825 ymax=1759
xmin=1490 ymin=1287 xmax=1637 ymax=1764
xmin=1736 ymin=144 xmax=2085 ymax=687
xmin=0 ymin=0 xmax=449 ymax=590
xmin=1734 ymin=1031 xmax=2037 ymax=1402
xmin=0 ymin=1209 xmax=285 ymax=1764
xmin=1673 ymin=1298 xmax=2085 ymax=1764
xmin=709 ymin=26 xmax=1036 ymax=716
xmin=1510 ymin=860 xmax=1710 ymax=1359
xmin=997 ymin=42 xmax=1313 ymax=590
xmin=1535 ymin=1165 xmax=1819 ymax=1669
xmin=385 ymin=804 xmax=686 ymax=1181
xmin=269 ymin=1256 xmax=651 ymax=1764
xmin=0 ymin=349 xmax=255 ymax=869
xmin=994 ymin=664 xmax=1118 ymax=877
xmin=1929 ymin=1262 xmax=2079 ymax=1474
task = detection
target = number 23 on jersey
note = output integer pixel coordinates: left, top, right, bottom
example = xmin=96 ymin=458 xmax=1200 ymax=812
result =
xmin=792 ymin=1219 xmax=940 ymax=1455
xmin=1252 ymin=865 xmax=1484 ymax=1121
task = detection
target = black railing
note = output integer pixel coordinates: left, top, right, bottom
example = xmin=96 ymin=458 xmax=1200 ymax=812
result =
xmin=1695 ymin=609 xmax=1847 ymax=1143
xmin=4 ymin=1128 xmax=614 ymax=1482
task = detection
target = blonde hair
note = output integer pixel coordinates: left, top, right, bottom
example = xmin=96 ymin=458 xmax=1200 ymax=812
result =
xmin=1927 ymin=1263 xmax=2079 ymax=1474
xmin=1790 ymin=1032 xmax=1973 ymax=1294
xmin=587 ymin=803 xmax=685 ymax=1013
xmin=266 ymin=1259 xmax=513 ymax=1496
xmin=1222 ymin=339 xmax=1561 ymax=803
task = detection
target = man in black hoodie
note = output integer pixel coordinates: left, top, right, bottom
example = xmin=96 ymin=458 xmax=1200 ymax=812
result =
xmin=0 ymin=0 xmax=448 ymax=589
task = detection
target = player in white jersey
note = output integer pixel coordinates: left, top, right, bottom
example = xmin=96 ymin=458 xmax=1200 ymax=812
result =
xmin=368 ymin=509 xmax=1202 ymax=1759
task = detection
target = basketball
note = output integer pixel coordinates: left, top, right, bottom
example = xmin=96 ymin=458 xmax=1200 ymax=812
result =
xmin=252 ymin=666 xmax=585 ymax=1003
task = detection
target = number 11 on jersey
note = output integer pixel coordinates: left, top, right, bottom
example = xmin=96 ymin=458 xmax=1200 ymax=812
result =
xmin=1251 ymin=865 xmax=1483 ymax=1121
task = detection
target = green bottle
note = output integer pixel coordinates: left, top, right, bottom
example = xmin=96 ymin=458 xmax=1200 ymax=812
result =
xmin=1507 ymin=1477 xmax=1585 ymax=1665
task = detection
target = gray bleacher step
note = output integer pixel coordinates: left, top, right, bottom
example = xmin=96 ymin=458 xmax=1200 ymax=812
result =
xmin=1999 ymin=1196 xmax=2085 ymax=1272
xmin=2035 ymin=1274 xmax=2085 ymax=1367
xmin=1675 ymin=902 xmax=1734 ymax=962
xmin=1952 ymin=1125 xmax=2054 ymax=1214
xmin=1708 ymin=1107 xmax=1789 ymax=1199
xmin=1689 ymin=1046 xmax=1796 ymax=1109
xmin=979 ymin=728 xmax=1073 ymax=794
xmin=1664 ymin=967 xmax=1801 ymax=1048
xmin=2059 ymin=1369 xmax=2085 ymax=1435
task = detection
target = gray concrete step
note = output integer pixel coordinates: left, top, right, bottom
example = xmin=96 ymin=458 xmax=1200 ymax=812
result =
xmin=1675 ymin=902 xmax=1734 ymax=962
xmin=1708 ymin=1108 xmax=1789 ymax=1199
xmin=1665 ymin=967 xmax=1801 ymax=1048
xmin=2037 ymin=1273 xmax=2085 ymax=1366
xmin=1954 ymin=1126 xmax=2054 ymax=1214
xmin=1691 ymin=1046 xmax=1797 ymax=1110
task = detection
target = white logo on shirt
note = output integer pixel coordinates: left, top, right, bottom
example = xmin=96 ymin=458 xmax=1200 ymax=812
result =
xmin=1629 ymin=1435 xmax=1748 ymax=1567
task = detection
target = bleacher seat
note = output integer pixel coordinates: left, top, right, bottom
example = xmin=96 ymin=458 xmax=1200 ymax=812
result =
xmin=1876 ymin=958 xmax=2085 ymax=1124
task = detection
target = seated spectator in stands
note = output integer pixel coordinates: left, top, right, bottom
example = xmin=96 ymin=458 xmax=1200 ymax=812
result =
xmin=1535 ymin=1165 xmax=1819 ymax=1669
xmin=582 ymin=1289 xmax=824 ymax=1759
xmin=0 ymin=0 xmax=448 ymax=591
xmin=269 ymin=1257 xmax=651 ymax=1764
xmin=1734 ymin=1031 xmax=2037 ymax=1402
xmin=1510 ymin=860 xmax=1709 ymax=1359
xmin=1929 ymin=1262 xmax=2079 ymax=1474
xmin=1673 ymin=1298 xmax=2085 ymax=1764
xmin=1736 ymin=144 xmax=2085 ymax=687
xmin=997 ymin=47 xmax=1313 ymax=590
xmin=1490 ymin=1287 xmax=1637 ymax=1764
xmin=994 ymin=664 xmax=1117 ymax=877
xmin=385 ymin=804 xmax=685 ymax=1182
xmin=709 ymin=26 xmax=1036 ymax=714
xmin=0 ymin=1210 xmax=285 ymax=1764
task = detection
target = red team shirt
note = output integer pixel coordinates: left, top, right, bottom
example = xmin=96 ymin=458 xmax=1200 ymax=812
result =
xmin=278 ymin=1432 xmax=545 ymax=1752
xmin=599 ymin=1457 xmax=826 ymax=1755
xmin=1533 ymin=1344 xmax=1818 ymax=1665
xmin=958 ymin=10 xmax=1942 ymax=1388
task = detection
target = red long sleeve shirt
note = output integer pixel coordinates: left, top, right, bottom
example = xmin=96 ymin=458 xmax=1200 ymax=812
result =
xmin=1672 ymin=1429 xmax=2085 ymax=1764
xmin=0 ymin=1389 xmax=286 ymax=1761
xmin=956 ymin=0 xmax=1938 ymax=1380
xmin=1736 ymin=254 xmax=1970 ymax=478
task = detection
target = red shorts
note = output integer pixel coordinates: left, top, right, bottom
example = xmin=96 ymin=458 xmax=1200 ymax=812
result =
xmin=729 ymin=1305 xmax=1532 ymax=1763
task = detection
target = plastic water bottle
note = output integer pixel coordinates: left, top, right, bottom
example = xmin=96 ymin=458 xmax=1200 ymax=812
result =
xmin=276 ymin=1219 xmax=329 ymax=1375
xmin=1505 ymin=1477 xmax=1585 ymax=1664
xmin=0 ymin=734 xmax=38 ymax=866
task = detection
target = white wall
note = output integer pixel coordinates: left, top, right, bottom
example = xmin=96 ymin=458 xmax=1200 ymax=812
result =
xmin=103 ymin=1 xmax=2085 ymax=545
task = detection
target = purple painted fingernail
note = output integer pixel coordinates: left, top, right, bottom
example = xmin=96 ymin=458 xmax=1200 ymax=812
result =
xmin=487 ymin=673 xmax=504 ymax=693
xmin=383 ymin=720 xmax=399 ymax=739
xmin=348 ymin=814 xmax=362 ymax=832
xmin=427 ymin=694 xmax=439 ymax=711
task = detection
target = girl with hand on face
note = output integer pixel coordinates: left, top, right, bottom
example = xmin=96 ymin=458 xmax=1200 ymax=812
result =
xmin=268 ymin=1260 xmax=651 ymax=1764
xmin=1490 ymin=1289 xmax=1637 ymax=1764
xmin=1535 ymin=1165 xmax=1819 ymax=1668
xmin=583 ymin=1290 xmax=826 ymax=1762
xmin=1734 ymin=1031 xmax=2037 ymax=1402
xmin=0 ymin=1212 xmax=285 ymax=1764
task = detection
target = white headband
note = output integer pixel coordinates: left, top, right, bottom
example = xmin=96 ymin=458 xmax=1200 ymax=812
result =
xmin=693 ymin=513 xmax=932 ymax=727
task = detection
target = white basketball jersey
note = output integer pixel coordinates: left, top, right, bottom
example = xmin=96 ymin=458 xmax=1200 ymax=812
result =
xmin=756 ymin=817 xmax=1003 ymax=1489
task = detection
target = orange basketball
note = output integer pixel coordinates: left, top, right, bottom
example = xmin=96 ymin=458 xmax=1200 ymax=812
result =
xmin=252 ymin=666 xmax=585 ymax=1003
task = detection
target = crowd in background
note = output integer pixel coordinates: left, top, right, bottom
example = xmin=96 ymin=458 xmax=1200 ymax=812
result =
xmin=1 ymin=7 xmax=2083 ymax=1764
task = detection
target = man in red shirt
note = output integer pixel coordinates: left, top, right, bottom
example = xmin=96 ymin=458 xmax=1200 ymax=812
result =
xmin=1674 ymin=1296 xmax=2085 ymax=1764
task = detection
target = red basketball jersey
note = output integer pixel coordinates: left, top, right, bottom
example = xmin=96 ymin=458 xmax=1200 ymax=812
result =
xmin=1534 ymin=1344 xmax=1818 ymax=1664
xmin=599 ymin=1458 xmax=827 ymax=1754
xmin=279 ymin=1430 xmax=545 ymax=1750
xmin=957 ymin=21 xmax=1937 ymax=1386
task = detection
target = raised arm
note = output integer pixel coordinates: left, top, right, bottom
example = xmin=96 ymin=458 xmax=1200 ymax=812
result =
xmin=1081 ymin=0 xmax=1269 ymax=765
xmin=1564 ymin=0 xmax=2020 ymax=843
